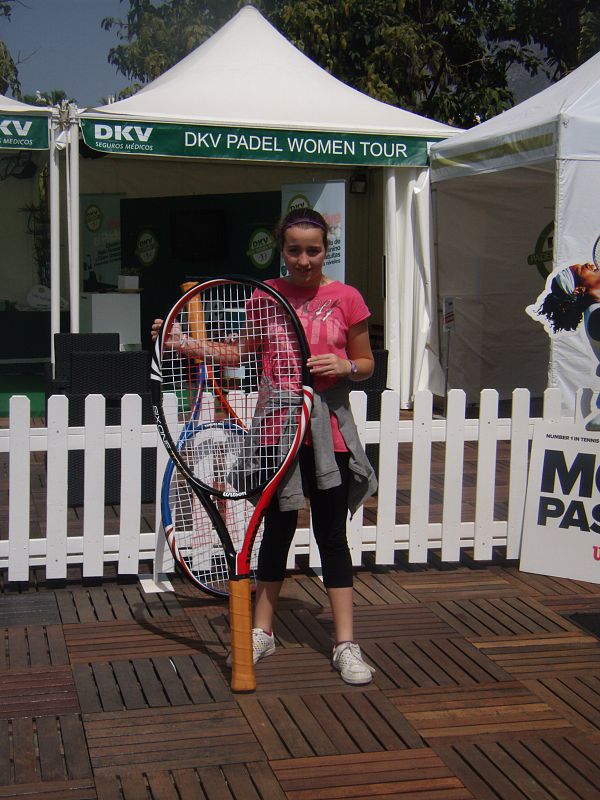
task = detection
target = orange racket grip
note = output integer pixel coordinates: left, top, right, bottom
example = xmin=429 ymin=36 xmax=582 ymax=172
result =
xmin=180 ymin=281 xmax=206 ymax=348
xmin=228 ymin=577 xmax=256 ymax=693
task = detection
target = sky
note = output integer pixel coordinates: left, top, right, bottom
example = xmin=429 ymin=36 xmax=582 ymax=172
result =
xmin=2 ymin=0 xmax=131 ymax=107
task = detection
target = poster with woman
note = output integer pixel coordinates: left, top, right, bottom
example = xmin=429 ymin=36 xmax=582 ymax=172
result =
xmin=526 ymin=235 xmax=600 ymax=431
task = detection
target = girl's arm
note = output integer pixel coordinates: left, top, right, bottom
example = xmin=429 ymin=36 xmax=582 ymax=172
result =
xmin=150 ymin=318 xmax=246 ymax=363
xmin=306 ymin=319 xmax=374 ymax=381
xmin=345 ymin=319 xmax=375 ymax=382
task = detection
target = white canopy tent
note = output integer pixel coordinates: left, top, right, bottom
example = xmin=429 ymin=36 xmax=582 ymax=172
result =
xmin=75 ymin=5 xmax=457 ymax=405
xmin=430 ymin=51 xmax=600 ymax=413
xmin=0 ymin=94 xmax=63 ymax=360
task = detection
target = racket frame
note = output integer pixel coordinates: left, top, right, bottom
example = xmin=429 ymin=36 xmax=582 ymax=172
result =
xmin=151 ymin=276 xmax=313 ymax=691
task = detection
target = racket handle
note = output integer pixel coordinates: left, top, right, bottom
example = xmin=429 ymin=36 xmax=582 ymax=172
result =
xmin=229 ymin=577 xmax=256 ymax=693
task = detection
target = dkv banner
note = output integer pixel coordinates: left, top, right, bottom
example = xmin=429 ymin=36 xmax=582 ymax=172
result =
xmin=281 ymin=181 xmax=345 ymax=283
xmin=520 ymin=420 xmax=600 ymax=583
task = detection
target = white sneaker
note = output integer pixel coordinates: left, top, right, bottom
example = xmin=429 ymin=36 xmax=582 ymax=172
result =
xmin=226 ymin=628 xmax=275 ymax=667
xmin=332 ymin=641 xmax=375 ymax=685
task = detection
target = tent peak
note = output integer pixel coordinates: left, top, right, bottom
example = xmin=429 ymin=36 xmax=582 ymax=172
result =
xmin=84 ymin=6 xmax=456 ymax=139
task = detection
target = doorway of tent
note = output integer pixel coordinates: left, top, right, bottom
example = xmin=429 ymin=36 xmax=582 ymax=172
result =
xmin=120 ymin=192 xmax=281 ymax=350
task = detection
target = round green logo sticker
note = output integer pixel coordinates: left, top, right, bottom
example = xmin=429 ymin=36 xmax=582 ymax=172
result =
xmin=135 ymin=229 xmax=159 ymax=267
xmin=247 ymin=228 xmax=276 ymax=269
xmin=527 ymin=221 xmax=554 ymax=280
xmin=287 ymin=194 xmax=312 ymax=213
xmin=84 ymin=204 xmax=103 ymax=233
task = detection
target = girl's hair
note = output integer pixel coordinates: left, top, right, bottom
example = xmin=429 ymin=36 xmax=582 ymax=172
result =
xmin=275 ymin=207 xmax=329 ymax=251
xmin=537 ymin=274 xmax=586 ymax=332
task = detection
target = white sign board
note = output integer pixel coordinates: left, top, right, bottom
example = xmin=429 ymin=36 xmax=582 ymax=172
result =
xmin=81 ymin=193 xmax=124 ymax=288
xmin=281 ymin=181 xmax=345 ymax=282
xmin=520 ymin=420 xmax=600 ymax=582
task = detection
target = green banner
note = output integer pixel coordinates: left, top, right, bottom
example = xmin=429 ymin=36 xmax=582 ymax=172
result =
xmin=0 ymin=114 xmax=49 ymax=150
xmin=81 ymin=118 xmax=438 ymax=167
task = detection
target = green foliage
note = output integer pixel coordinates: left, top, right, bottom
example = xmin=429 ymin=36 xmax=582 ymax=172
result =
xmin=0 ymin=38 xmax=19 ymax=95
xmin=271 ymin=0 xmax=549 ymax=126
xmin=101 ymin=0 xmax=247 ymax=84
xmin=21 ymin=89 xmax=74 ymax=106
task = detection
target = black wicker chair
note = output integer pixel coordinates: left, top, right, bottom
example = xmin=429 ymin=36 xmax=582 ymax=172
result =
xmin=362 ymin=350 xmax=389 ymax=480
xmin=51 ymin=332 xmax=120 ymax=392
xmin=362 ymin=349 xmax=389 ymax=421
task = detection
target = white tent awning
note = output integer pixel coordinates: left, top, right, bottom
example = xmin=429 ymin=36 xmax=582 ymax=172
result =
xmin=430 ymin=50 xmax=600 ymax=181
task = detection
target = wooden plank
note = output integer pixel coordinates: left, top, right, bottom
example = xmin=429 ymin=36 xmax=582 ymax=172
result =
xmin=170 ymin=656 xmax=214 ymax=706
xmin=131 ymin=659 xmax=168 ymax=707
xmin=60 ymin=715 xmax=93 ymax=779
xmin=409 ymin=391 xmax=433 ymax=563
xmin=0 ymin=595 xmax=60 ymax=628
xmin=435 ymin=743 xmax=517 ymax=800
xmin=111 ymin=660 xmax=147 ymax=710
xmin=152 ymin=657 xmax=191 ymax=706
xmin=86 ymin=588 xmax=115 ymax=623
xmin=91 ymin=663 xmax=123 ymax=713
xmin=46 ymin=625 xmax=69 ymax=667
xmin=279 ymin=695 xmax=339 ymax=757
xmin=84 ymin=704 xmax=264 ymax=774
xmin=525 ymin=675 xmax=600 ymax=733
xmin=145 ymin=771 xmax=179 ymax=800
xmin=441 ymin=389 xmax=466 ymax=563
xmin=8 ymin=398 xmax=31 ymax=583
xmin=36 ymin=717 xmax=65 ymax=782
xmin=12 ymin=718 xmax=38 ymax=785
xmin=63 ymin=617 xmax=203 ymax=663
xmin=0 ymin=666 xmax=78 ymax=719
xmin=272 ymin=749 xmax=474 ymax=800
xmin=45 ymin=396 xmax=69 ymax=581
xmin=0 ymin=779 xmax=97 ymax=799
xmin=317 ymin=602 xmax=458 ymax=640
xmin=389 ymin=682 xmax=576 ymax=744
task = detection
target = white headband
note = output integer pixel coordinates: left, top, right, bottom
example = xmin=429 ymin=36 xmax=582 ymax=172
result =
xmin=554 ymin=267 xmax=576 ymax=296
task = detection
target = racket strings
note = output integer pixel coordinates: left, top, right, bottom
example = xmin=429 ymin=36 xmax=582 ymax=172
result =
xmin=163 ymin=281 xmax=305 ymax=495
xmin=168 ymin=468 xmax=260 ymax=595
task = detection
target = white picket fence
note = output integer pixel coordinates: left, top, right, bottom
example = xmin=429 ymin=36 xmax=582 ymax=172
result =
xmin=0 ymin=387 xmax=569 ymax=584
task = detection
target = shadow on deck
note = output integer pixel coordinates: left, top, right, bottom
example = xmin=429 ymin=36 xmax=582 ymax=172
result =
xmin=1 ymin=556 xmax=600 ymax=799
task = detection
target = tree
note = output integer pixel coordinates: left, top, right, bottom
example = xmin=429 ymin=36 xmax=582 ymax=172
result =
xmin=0 ymin=0 xmax=19 ymax=95
xmin=0 ymin=39 xmax=19 ymax=95
xmin=21 ymin=89 xmax=74 ymax=106
xmin=101 ymin=0 xmax=244 ymax=85
xmin=513 ymin=0 xmax=600 ymax=78
xmin=100 ymin=0 xmax=600 ymax=127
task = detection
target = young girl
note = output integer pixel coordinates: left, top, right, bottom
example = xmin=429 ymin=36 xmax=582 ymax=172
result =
xmin=153 ymin=207 xmax=378 ymax=684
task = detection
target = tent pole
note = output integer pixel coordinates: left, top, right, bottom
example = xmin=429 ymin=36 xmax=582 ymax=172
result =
xmin=383 ymin=168 xmax=401 ymax=396
xmin=68 ymin=105 xmax=80 ymax=332
xmin=49 ymin=112 xmax=61 ymax=370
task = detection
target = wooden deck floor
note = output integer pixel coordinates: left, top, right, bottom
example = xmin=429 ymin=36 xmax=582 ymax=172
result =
xmin=2 ymin=558 xmax=600 ymax=799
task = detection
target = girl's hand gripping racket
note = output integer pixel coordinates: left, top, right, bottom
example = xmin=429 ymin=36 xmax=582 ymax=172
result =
xmin=151 ymin=277 xmax=313 ymax=692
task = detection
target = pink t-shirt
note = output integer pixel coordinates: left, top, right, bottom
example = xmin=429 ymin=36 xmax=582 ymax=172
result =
xmin=264 ymin=278 xmax=370 ymax=451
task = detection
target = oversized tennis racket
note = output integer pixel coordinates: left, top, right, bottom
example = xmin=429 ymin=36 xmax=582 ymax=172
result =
xmin=593 ymin=235 xmax=600 ymax=269
xmin=151 ymin=277 xmax=313 ymax=692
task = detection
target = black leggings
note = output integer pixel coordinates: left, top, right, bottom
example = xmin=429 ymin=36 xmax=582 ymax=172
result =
xmin=257 ymin=445 xmax=353 ymax=588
